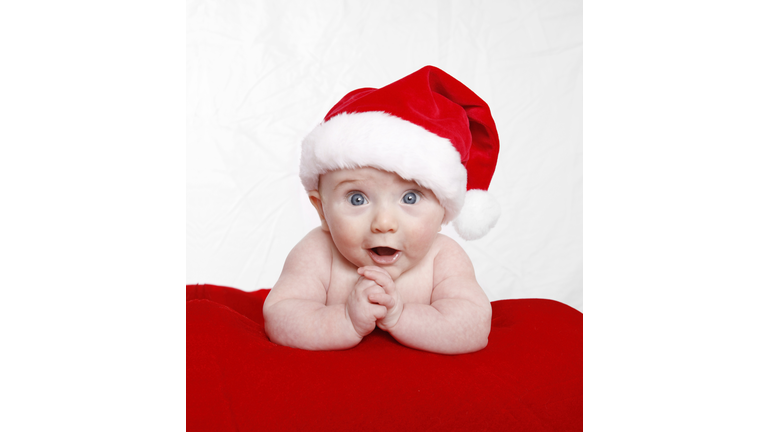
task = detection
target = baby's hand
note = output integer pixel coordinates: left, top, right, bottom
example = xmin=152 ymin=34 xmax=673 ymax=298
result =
xmin=346 ymin=274 xmax=388 ymax=338
xmin=357 ymin=266 xmax=403 ymax=331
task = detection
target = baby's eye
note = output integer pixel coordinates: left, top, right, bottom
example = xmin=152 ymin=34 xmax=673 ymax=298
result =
xmin=402 ymin=191 xmax=420 ymax=205
xmin=347 ymin=193 xmax=368 ymax=206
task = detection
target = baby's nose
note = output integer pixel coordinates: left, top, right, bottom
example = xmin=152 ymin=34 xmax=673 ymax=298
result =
xmin=371 ymin=206 xmax=398 ymax=233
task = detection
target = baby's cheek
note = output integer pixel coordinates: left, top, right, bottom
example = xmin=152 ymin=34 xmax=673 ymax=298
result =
xmin=331 ymin=227 xmax=370 ymax=266
xmin=409 ymin=228 xmax=437 ymax=257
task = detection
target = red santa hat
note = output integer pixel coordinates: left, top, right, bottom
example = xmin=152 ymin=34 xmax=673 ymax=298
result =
xmin=300 ymin=66 xmax=500 ymax=240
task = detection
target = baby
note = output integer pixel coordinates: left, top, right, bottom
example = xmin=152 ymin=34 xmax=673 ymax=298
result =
xmin=263 ymin=66 xmax=501 ymax=354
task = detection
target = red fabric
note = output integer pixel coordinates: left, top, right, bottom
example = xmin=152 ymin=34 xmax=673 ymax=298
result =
xmin=323 ymin=66 xmax=500 ymax=192
xmin=187 ymin=284 xmax=582 ymax=431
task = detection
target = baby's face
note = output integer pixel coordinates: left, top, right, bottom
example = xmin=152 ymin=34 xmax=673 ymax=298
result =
xmin=313 ymin=167 xmax=445 ymax=280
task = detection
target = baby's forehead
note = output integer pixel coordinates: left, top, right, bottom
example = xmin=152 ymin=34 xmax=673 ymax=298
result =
xmin=320 ymin=167 xmax=424 ymax=190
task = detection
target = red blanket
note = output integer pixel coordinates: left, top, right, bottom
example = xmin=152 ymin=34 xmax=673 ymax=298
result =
xmin=187 ymin=284 xmax=582 ymax=431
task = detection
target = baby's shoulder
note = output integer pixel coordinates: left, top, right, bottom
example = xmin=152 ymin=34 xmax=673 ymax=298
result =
xmin=430 ymin=234 xmax=476 ymax=278
xmin=428 ymin=234 xmax=486 ymax=304
xmin=267 ymin=228 xmax=333 ymax=306
xmin=431 ymin=233 xmax=469 ymax=258
xmin=282 ymin=228 xmax=334 ymax=274
xmin=298 ymin=227 xmax=334 ymax=250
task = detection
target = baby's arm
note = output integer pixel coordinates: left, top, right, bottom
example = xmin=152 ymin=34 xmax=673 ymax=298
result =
xmin=372 ymin=237 xmax=492 ymax=355
xmin=263 ymin=229 xmax=385 ymax=350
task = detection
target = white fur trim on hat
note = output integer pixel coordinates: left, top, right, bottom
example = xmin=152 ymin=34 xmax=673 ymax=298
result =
xmin=452 ymin=189 xmax=501 ymax=241
xmin=300 ymin=111 xmax=467 ymax=222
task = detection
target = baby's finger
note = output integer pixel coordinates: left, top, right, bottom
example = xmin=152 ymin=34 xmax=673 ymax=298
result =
xmin=371 ymin=304 xmax=388 ymax=320
xmin=359 ymin=267 xmax=393 ymax=289
xmin=368 ymin=292 xmax=395 ymax=309
xmin=354 ymin=275 xmax=380 ymax=294
xmin=358 ymin=265 xmax=390 ymax=279
xmin=364 ymin=284 xmax=385 ymax=296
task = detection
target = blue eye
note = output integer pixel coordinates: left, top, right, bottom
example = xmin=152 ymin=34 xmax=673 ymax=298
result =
xmin=402 ymin=192 xmax=420 ymax=205
xmin=348 ymin=193 xmax=367 ymax=206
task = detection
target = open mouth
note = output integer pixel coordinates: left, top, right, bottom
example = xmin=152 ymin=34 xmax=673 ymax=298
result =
xmin=367 ymin=247 xmax=401 ymax=265
xmin=370 ymin=247 xmax=398 ymax=256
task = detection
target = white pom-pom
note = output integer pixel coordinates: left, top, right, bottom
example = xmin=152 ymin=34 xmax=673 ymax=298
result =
xmin=452 ymin=189 xmax=501 ymax=241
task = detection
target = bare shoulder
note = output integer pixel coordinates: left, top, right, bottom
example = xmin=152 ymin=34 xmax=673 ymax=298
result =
xmin=431 ymin=234 xmax=475 ymax=278
xmin=264 ymin=227 xmax=333 ymax=307
xmin=430 ymin=234 xmax=489 ymax=306
xmin=289 ymin=227 xmax=335 ymax=265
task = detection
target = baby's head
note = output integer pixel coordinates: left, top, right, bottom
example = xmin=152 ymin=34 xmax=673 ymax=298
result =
xmin=308 ymin=166 xmax=445 ymax=279
xmin=300 ymin=66 xmax=501 ymax=243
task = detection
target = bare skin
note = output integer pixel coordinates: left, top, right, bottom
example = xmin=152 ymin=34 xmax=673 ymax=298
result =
xmin=263 ymin=167 xmax=491 ymax=354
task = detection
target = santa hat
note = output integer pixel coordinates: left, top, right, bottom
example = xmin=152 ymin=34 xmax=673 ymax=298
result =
xmin=300 ymin=66 xmax=500 ymax=240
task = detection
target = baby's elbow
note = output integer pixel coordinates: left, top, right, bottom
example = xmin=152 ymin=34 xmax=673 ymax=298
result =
xmin=450 ymin=302 xmax=491 ymax=354
xmin=476 ymin=324 xmax=491 ymax=351
xmin=262 ymin=304 xmax=284 ymax=345
xmin=262 ymin=313 xmax=277 ymax=343
xmin=472 ymin=307 xmax=492 ymax=352
xmin=478 ymin=302 xmax=492 ymax=334
xmin=263 ymin=317 xmax=296 ymax=348
xmin=476 ymin=336 xmax=489 ymax=352
xmin=452 ymin=332 xmax=488 ymax=355
xmin=452 ymin=313 xmax=491 ymax=354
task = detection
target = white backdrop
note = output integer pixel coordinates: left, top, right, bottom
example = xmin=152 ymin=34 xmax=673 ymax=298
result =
xmin=187 ymin=0 xmax=583 ymax=311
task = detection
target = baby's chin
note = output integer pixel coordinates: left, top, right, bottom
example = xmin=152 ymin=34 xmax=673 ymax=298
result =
xmin=372 ymin=266 xmax=405 ymax=282
xmin=366 ymin=254 xmax=419 ymax=281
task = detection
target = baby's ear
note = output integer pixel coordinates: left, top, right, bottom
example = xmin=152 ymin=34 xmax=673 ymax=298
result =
xmin=308 ymin=191 xmax=329 ymax=231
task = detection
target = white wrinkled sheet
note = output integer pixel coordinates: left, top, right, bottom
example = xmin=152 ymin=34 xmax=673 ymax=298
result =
xmin=187 ymin=0 xmax=582 ymax=311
